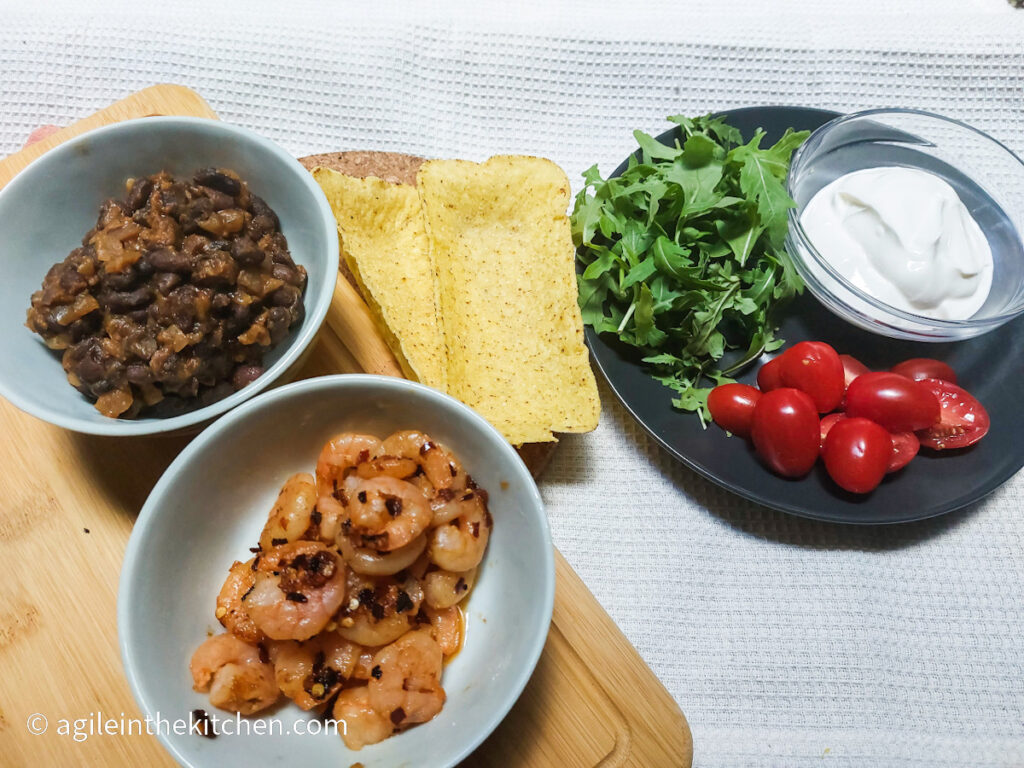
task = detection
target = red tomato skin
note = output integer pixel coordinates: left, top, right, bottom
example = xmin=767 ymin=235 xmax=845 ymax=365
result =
xmin=844 ymin=372 xmax=941 ymax=432
xmin=839 ymin=354 xmax=870 ymax=390
xmin=750 ymin=388 xmax=821 ymax=478
xmin=822 ymin=417 xmax=893 ymax=494
xmin=757 ymin=355 xmax=785 ymax=392
xmin=779 ymin=341 xmax=845 ymax=412
xmin=819 ymin=413 xmax=846 ymax=453
xmin=708 ymin=383 xmax=761 ymax=438
xmin=891 ymin=358 xmax=957 ymax=385
xmin=915 ymin=378 xmax=990 ymax=450
xmin=888 ymin=431 xmax=919 ymax=473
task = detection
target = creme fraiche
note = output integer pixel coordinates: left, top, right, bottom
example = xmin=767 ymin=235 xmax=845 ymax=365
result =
xmin=799 ymin=166 xmax=994 ymax=321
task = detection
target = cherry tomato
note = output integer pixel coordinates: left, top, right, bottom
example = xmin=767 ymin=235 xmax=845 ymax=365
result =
xmin=819 ymin=413 xmax=845 ymax=452
xmin=839 ymin=353 xmax=870 ymax=390
xmin=757 ymin=355 xmax=785 ymax=392
xmin=708 ymin=383 xmax=761 ymax=438
xmin=822 ymin=417 xmax=893 ymax=494
xmin=844 ymin=372 xmax=940 ymax=432
xmin=779 ymin=341 xmax=845 ymax=412
xmin=915 ymin=378 xmax=990 ymax=450
xmin=888 ymin=431 xmax=919 ymax=472
xmin=750 ymin=388 xmax=820 ymax=478
xmin=891 ymin=357 xmax=957 ymax=385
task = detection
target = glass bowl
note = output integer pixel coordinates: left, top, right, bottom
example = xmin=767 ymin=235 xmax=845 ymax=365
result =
xmin=785 ymin=108 xmax=1024 ymax=341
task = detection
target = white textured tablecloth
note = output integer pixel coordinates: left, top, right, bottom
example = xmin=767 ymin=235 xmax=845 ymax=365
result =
xmin=2 ymin=1 xmax=1023 ymax=765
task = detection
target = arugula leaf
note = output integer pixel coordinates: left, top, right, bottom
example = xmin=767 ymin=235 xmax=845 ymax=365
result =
xmin=572 ymin=114 xmax=808 ymax=423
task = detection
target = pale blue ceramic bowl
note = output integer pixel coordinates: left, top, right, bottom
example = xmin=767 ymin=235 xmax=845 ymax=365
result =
xmin=119 ymin=375 xmax=554 ymax=768
xmin=0 ymin=117 xmax=338 ymax=435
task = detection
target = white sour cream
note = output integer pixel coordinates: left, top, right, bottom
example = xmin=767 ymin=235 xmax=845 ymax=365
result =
xmin=800 ymin=166 xmax=993 ymax=320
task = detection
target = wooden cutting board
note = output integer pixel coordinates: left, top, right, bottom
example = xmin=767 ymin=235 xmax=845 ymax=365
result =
xmin=0 ymin=85 xmax=692 ymax=768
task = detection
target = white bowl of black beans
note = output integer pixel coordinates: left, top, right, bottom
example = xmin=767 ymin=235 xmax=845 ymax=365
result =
xmin=0 ymin=116 xmax=338 ymax=436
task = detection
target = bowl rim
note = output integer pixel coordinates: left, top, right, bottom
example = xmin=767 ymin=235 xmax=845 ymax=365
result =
xmin=0 ymin=115 xmax=338 ymax=436
xmin=117 ymin=373 xmax=555 ymax=768
xmin=786 ymin=107 xmax=1024 ymax=330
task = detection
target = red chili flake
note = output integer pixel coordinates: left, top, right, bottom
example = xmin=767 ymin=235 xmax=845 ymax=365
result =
xmin=271 ymin=537 xmax=287 ymax=546
xmin=357 ymin=449 xmax=370 ymax=463
xmin=286 ymin=592 xmax=308 ymax=603
xmin=390 ymin=707 xmax=406 ymax=726
xmin=357 ymin=490 xmax=367 ymax=503
xmin=436 ymin=487 xmax=455 ymax=503
xmin=251 ymin=556 xmax=260 ymax=571
xmin=370 ymin=665 xmax=383 ymax=680
xmin=395 ymin=590 xmax=413 ymax=613
xmin=241 ymin=584 xmax=255 ymax=601
xmin=258 ymin=643 xmax=270 ymax=664
xmin=385 ymin=497 xmax=403 ymax=517
xmin=249 ymin=545 xmax=262 ymax=554
xmin=310 ymin=508 xmax=322 ymax=525
xmin=466 ymin=476 xmax=478 ymax=490
xmin=192 ymin=709 xmax=216 ymax=739
xmin=419 ymin=441 xmax=435 ymax=456
xmin=448 ymin=462 xmax=457 ymax=477
xmin=358 ymin=588 xmax=375 ymax=605
xmin=471 ymin=522 xmax=480 ymax=538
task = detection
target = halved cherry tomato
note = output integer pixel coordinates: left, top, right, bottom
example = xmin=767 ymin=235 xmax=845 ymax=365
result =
xmin=915 ymin=378 xmax=990 ymax=450
xmin=823 ymin=417 xmax=893 ymax=494
xmin=819 ymin=413 xmax=845 ymax=452
xmin=891 ymin=358 xmax=957 ymax=385
xmin=844 ymin=372 xmax=940 ymax=432
xmin=839 ymin=353 xmax=870 ymax=390
xmin=757 ymin=355 xmax=785 ymax=392
xmin=750 ymin=388 xmax=820 ymax=478
xmin=888 ymin=431 xmax=919 ymax=472
xmin=779 ymin=341 xmax=845 ymax=412
xmin=708 ymin=383 xmax=761 ymax=438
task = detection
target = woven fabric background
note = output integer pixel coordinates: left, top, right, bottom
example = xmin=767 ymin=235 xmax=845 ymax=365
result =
xmin=1 ymin=1 xmax=1022 ymax=765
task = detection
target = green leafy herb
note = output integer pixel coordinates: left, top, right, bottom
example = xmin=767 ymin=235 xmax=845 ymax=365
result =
xmin=571 ymin=114 xmax=809 ymax=424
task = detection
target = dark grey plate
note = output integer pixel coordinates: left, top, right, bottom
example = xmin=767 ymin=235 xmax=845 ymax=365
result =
xmin=584 ymin=105 xmax=1024 ymax=524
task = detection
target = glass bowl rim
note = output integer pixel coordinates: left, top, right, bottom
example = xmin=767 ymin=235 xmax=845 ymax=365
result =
xmin=786 ymin=107 xmax=1024 ymax=329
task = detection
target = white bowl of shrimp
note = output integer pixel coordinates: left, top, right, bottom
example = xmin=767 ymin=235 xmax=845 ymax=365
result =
xmin=118 ymin=374 xmax=554 ymax=768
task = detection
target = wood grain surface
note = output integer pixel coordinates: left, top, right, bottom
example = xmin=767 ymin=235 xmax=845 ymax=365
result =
xmin=0 ymin=85 xmax=692 ymax=768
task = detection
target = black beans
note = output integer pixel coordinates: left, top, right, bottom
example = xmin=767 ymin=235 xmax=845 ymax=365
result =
xmin=181 ymin=197 xmax=214 ymax=235
xmin=194 ymin=168 xmax=241 ymax=197
xmin=232 ymin=364 xmax=265 ymax=390
xmin=126 ymin=177 xmax=154 ymax=212
xmin=230 ymin=236 xmax=265 ymax=266
xmin=146 ymin=247 xmax=192 ymax=274
xmin=27 ymin=169 xmax=304 ymax=419
xmin=100 ymin=286 xmax=153 ymax=313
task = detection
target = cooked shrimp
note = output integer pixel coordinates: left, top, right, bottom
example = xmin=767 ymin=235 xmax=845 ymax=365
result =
xmin=215 ymin=558 xmax=264 ymax=643
xmin=190 ymin=634 xmax=278 ymax=715
xmin=316 ymin=433 xmax=382 ymax=496
xmin=351 ymin=645 xmax=383 ymax=681
xmin=335 ymin=571 xmax=423 ymax=647
xmin=344 ymin=476 xmax=432 ymax=552
xmin=430 ymin=486 xmax=488 ymax=527
xmin=355 ymin=453 xmax=419 ymax=480
xmin=258 ymin=472 xmax=318 ymax=550
xmin=368 ymin=631 xmax=446 ymax=728
xmin=428 ymin=494 xmax=492 ymax=572
xmin=380 ymin=430 xmax=468 ymax=491
xmin=331 ymin=686 xmax=393 ymax=750
xmin=268 ymin=632 xmax=360 ymax=710
xmin=423 ymin=605 xmax=463 ymax=657
xmin=423 ymin=565 xmax=477 ymax=609
xmin=246 ymin=542 xmax=347 ymax=641
xmin=337 ymin=533 xmax=427 ymax=577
